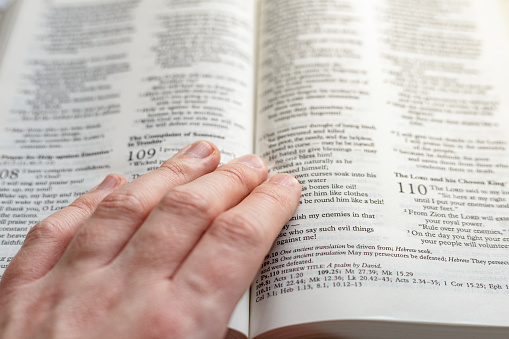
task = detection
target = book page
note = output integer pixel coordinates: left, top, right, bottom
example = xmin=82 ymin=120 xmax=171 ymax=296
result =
xmin=0 ymin=0 xmax=19 ymax=64
xmin=0 ymin=0 xmax=14 ymax=20
xmin=0 ymin=0 xmax=255 ymax=337
xmin=252 ymin=0 xmax=509 ymax=336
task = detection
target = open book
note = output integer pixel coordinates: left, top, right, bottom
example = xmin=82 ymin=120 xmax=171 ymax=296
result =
xmin=1 ymin=0 xmax=509 ymax=338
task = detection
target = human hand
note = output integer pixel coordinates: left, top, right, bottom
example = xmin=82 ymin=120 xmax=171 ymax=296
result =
xmin=0 ymin=141 xmax=301 ymax=339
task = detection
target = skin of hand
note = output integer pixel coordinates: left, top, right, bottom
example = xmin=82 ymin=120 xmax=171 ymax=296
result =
xmin=0 ymin=141 xmax=301 ymax=339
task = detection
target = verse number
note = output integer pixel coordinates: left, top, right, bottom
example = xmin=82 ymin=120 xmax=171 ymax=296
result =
xmin=398 ymin=182 xmax=427 ymax=195
xmin=0 ymin=169 xmax=19 ymax=180
xmin=128 ymin=148 xmax=156 ymax=161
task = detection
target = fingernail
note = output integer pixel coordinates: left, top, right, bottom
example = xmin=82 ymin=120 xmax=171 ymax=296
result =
xmin=233 ymin=154 xmax=265 ymax=169
xmin=183 ymin=141 xmax=214 ymax=159
xmin=269 ymin=174 xmax=300 ymax=187
xmin=95 ymin=174 xmax=120 ymax=190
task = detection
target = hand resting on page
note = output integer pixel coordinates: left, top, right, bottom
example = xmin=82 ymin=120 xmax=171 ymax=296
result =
xmin=0 ymin=140 xmax=301 ymax=339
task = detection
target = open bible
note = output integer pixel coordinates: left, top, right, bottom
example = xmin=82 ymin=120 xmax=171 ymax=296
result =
xmin=1 ymin=0 xmax=508 ymax=338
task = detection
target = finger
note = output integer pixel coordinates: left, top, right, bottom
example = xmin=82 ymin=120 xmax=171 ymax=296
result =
xmin=61 ymin=141 xmax=220 ymax=269
xmin=172 ymin=174 xmax=301 ymax=313
xmin=0 ymin=174 xmax=127 ymax=287
xmin=115 ymin=154 xmax=267 ymax=278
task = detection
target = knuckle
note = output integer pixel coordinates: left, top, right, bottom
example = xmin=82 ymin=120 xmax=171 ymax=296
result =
xmin=95 ymin=190 xmax=147 ymax=220
xmin=159 ymin=187 xmax=214 ymax=219
xmin=66 ymin=195 xmax=99 ymax=218
xmin=25 ymin=220 xmax=65 ymax=244
xmin=254 ymin=186 xmax=289 ymax=209
xmin=212 ymin=212 xmax=264 ymax=249
xmin=158 ymin=160 xmax=190 ymax=184
xmin=218 ymin=165 xmax=252 ymax=190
